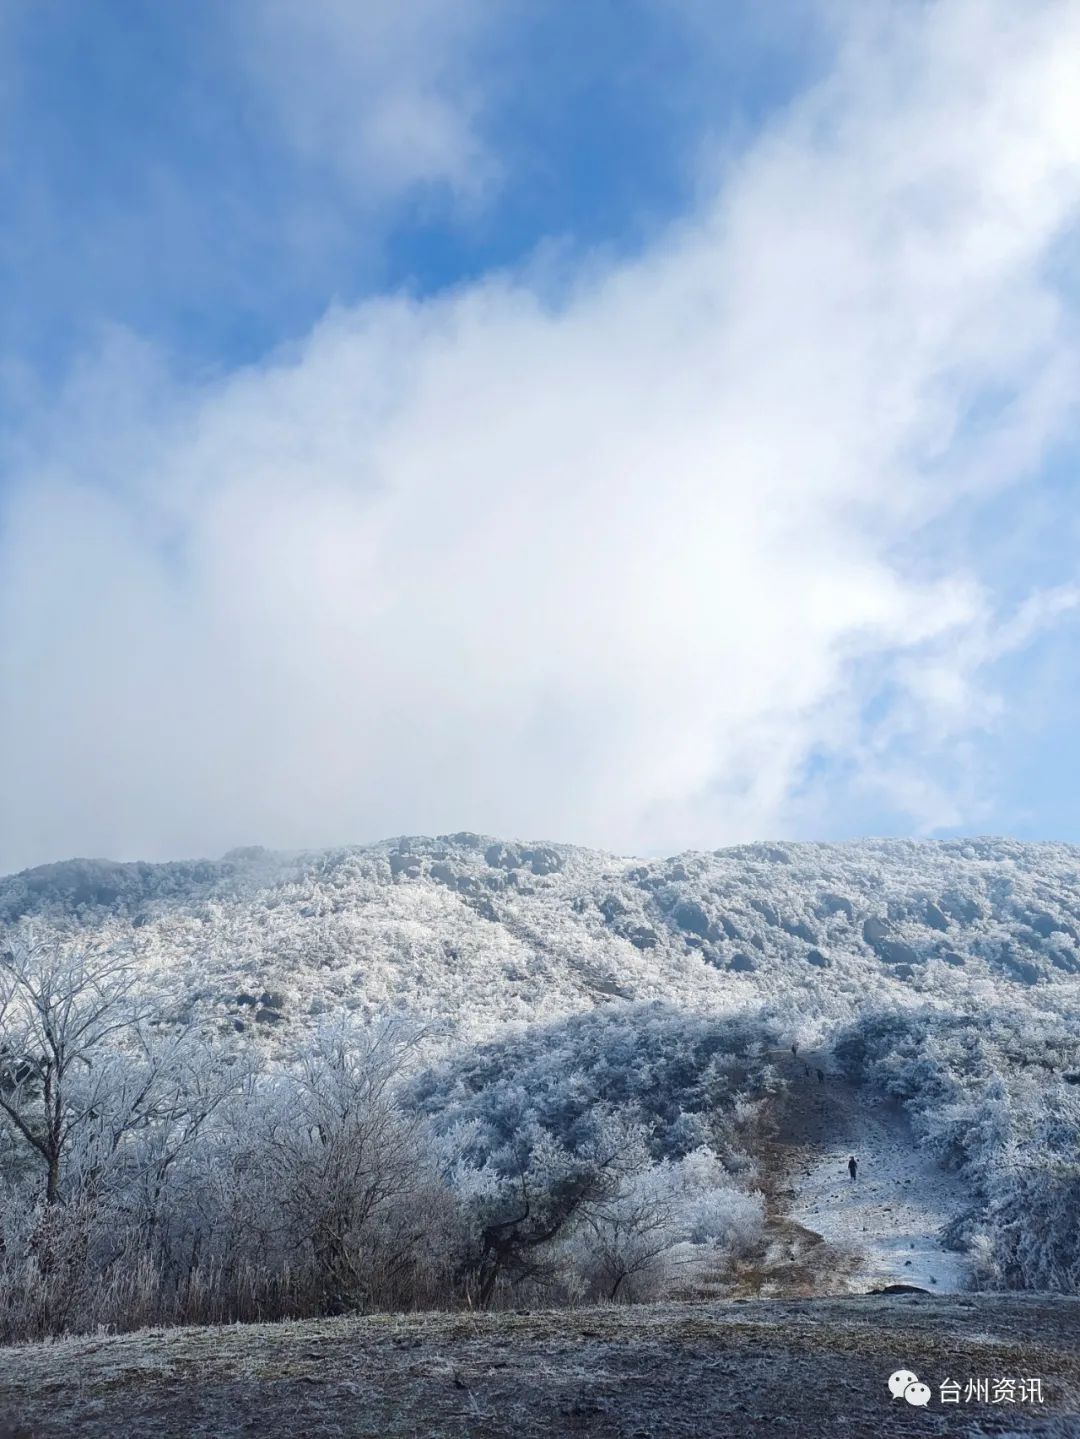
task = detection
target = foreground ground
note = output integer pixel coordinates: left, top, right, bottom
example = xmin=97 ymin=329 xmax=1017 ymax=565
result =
xmin=1 ymin=1293 xmax=1078 ymax=1438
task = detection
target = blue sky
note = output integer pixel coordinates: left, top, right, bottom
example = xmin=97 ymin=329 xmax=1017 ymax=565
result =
xmin=1 ymin=1 xmax=824 ymax=381
xmin=1 ymin=0 xmax=1080 ymax=870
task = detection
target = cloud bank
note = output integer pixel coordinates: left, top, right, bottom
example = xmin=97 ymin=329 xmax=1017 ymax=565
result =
xmin=2 ymin=0 xmax=1080 ymax=872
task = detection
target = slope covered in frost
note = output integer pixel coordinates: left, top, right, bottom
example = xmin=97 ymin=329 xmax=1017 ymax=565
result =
xmin=2 ymin=834 xmax=1079 ymax=1313
xmin=3 ymin=834 xmax=1079 ymax=1040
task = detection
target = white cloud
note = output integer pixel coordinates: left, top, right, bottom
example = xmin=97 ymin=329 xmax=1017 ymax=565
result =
xmin=2 ymin=0 xmax=1080 ymax=871
xmin=232 ymin=0 xmax=502 ymax=205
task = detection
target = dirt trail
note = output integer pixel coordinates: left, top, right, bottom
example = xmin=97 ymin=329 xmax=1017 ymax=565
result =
xmin=761 ymin=1050 xmax=971 ymax=1296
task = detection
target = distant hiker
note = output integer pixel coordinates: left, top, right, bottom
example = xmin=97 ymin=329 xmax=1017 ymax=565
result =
xmin=804 ymin=1063 xmax=811 ymax=1077
xmin=791 ymin=1042 xmax=798 ymax=1059
xmin=848 ymin=1155 xmax=858 ymax=1182
xmin=817 ymin=1068 xmax=825 ymax=1085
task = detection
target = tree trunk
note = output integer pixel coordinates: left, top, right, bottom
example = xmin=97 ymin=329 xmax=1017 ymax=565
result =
xmin=46 ymin=1150 xmax=61 ymax=1207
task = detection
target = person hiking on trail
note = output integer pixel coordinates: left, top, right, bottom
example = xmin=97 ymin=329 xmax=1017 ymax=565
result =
xmin=817 ymin=1068 xmax=825 ymax=1085
xmin=848 ymin=1155 xmax=858 ymax=1182
xmin=804 ymin=1063 xmax=811 ymax=1077
xmin=791 ymin=1042 xmax=798 ymax=1059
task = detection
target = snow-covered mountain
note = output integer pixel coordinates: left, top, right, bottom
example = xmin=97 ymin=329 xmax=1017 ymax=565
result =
xmin=3 ymin=834 xmax=1079 ymax=1321
xmin=4 ymin=834 xmax=1079 ymax=1039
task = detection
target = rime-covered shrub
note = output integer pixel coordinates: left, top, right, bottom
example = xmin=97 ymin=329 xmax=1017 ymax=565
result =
xmin=977 ymin=1164 xmax=1080 ymax=1293
xmin=557 ymin=1147 xmax=765 ymax=1303
xmin=0 ymin=936 xmax=773 ymax=1337
xmin=411 ymin=1004 xmax=780 ymax=1169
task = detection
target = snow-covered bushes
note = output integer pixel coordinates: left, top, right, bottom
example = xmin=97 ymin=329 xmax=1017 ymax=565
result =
xmin=405 ymin=1005 xmax=775 ymax=1308
xmin=412 ymin=1003 xmax=780 ymax=1165
xmin=9 ymin=835 xmax=1080 ymax=1046
xmin=980 ymin=1163 xmax=1080 ymax=1292
xmin=0 ymin=937 xmax=773 ymax=1338
xmin=562 ymin=1147 xmax=765 ymax=1303
xmin=18 ymin=821 xmax=1080 ymax=1326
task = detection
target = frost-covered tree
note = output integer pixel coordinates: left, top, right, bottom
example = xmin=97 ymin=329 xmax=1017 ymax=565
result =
xmin=0 ymin=933 xmax=155 ymax=1205
xmin=0 ymin=932 xmax=252 ymax=1335
xmin=458 ymin=1114 xmax=642 ymax=1307
xmin=236 ymin=1015 xmax=453 ymax=1313
xmin=570 ymin=1145 xmax=765 ymax=1302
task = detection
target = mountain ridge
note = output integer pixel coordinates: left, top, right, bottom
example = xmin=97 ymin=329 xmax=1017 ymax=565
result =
xmin=4 ymin=834 xmax=1079 ymax=1042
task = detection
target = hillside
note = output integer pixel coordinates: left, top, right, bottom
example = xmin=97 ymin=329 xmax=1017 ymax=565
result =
xmin=1 ymin=835 xmax=1079 ymax=1343
xmin=4 ymin=835 xmax=1080 ymax=1039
